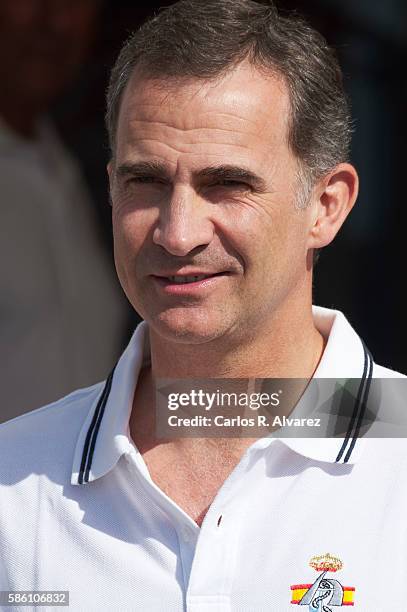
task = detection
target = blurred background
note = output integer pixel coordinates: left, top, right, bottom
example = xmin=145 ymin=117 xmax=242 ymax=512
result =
xmin=0 ymin=0 xmax=405 ymax=422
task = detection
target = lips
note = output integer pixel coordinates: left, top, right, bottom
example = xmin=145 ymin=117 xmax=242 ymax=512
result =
xmin=152 ymin=271 xmax=227 ymax=284
xmin=151 ymin=271 xmax=230 ymax=293
xmin=167 ymin=274 xmax=213 ymax=284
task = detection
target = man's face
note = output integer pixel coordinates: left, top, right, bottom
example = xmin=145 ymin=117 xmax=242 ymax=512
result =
xmin=110 ymin=61 xmax=314 ymax=345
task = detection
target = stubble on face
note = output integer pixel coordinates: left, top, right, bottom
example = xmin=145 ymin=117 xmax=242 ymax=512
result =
xmin=110 ymin=61 xmax=313 ymax=354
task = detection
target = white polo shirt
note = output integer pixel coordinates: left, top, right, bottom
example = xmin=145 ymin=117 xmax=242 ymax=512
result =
xmin=0 ymin=306 xmax=405 ymax=612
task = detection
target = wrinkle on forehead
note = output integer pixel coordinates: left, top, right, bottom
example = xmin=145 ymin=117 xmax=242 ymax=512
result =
xmin=114 ymin=62 xmax=295 ymax=184
xmin=118 ymin=62 xmax=290 ymax=141
xmin=117 ymin=126 xmax=284 ymax=181
xmin=125 ymin=121 xmax=271 ymax=151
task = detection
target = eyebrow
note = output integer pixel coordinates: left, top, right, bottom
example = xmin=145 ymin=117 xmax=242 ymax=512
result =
xmin=198 ymin=165 xmax=268 ymax=191
xmin=115 ymin=161 xmax=268 ymax=191
xmin=116 ymin=160 xmax=172 ymax=181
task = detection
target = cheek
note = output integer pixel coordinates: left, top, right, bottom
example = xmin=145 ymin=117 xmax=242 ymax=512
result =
xmin=268 ymin=212 xmax=309 ymax=290
xmin=113 ymin=203 xmax=152 ymax=250
xmin=112 ymin=206 xmax=155 ymax=286
xmin=210 ymin=203 xmax=274 ymax=268
xmin=245 ymin=206 xmax=306 ymax=286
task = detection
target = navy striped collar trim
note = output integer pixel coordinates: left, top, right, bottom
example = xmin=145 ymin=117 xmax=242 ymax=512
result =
xmin=77 ymin=366 xmax=116 ymax=485
xmin=335 ymin=338 xmax=373 ymax=463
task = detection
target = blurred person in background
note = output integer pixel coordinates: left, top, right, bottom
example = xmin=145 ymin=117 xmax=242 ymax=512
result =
xmin=0 ymin=0 xmax=128 ymax=421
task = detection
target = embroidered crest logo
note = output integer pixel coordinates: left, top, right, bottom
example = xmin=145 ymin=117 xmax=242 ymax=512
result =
xmin=290 ymin=553 xmax=355 ymax=609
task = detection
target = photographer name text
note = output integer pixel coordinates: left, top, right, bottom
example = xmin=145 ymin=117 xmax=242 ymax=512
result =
xmin=167 ymin=415 xmax=321 ymax=428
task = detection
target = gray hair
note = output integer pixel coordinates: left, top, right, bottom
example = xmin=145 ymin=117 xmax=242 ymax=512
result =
xmin=106 ymin=0 xmax=353 ymax=263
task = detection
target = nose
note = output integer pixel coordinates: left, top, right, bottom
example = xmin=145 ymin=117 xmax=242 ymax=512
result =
xmin=152 ymin=186 xmax=214 ymax=256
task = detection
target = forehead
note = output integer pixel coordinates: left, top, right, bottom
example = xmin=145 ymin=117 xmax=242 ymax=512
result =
xmin=115 ymin=61 xmax=292 ymax=170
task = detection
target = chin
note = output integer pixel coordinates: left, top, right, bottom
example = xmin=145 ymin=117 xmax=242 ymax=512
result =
xmin=147 ymin=307 xmax=228 ymax=345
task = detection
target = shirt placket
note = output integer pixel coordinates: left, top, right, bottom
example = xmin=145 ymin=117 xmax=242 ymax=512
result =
xmin=127 ymin=447 xmax=201 ymax=595
xmin=127 ymin=441 xmax=269 ymax=612
xmin=184 ymin=449 xmax=255 ymax=612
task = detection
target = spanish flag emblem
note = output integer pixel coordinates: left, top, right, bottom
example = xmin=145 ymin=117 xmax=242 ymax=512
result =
xmin=290 ymin=553 xmax=355 ymax=608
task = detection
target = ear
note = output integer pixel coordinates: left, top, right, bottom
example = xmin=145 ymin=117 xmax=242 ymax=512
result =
xmin=307 ymin=163 xmax=359 ymax=250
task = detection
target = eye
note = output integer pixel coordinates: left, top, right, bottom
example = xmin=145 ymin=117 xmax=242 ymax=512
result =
xmin=215 ymin=180 xmax=250 ymax=189
xmin=128 ymin=176 xmax=160 ymax=184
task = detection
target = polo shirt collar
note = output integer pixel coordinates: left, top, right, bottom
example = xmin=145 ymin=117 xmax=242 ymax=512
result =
xmin=282 ymin=306 xmax=372 ymax=465
xmin=71 ymin=306 xmax=372 ymax=485
xmin=71 ymin=321 xmax=151 ymax=485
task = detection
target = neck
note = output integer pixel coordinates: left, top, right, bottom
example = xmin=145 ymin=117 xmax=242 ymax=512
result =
xmin=148 ymin=303 xmax=325 ymax=380
xmin=130 ymin=295 xmax=326 ymax=459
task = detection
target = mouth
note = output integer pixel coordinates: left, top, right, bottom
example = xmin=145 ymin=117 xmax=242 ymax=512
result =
xmin=151 ymin=272 xmax=230 ymax=294
xmin=158 ymin=272 xmax=224 ymax=284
